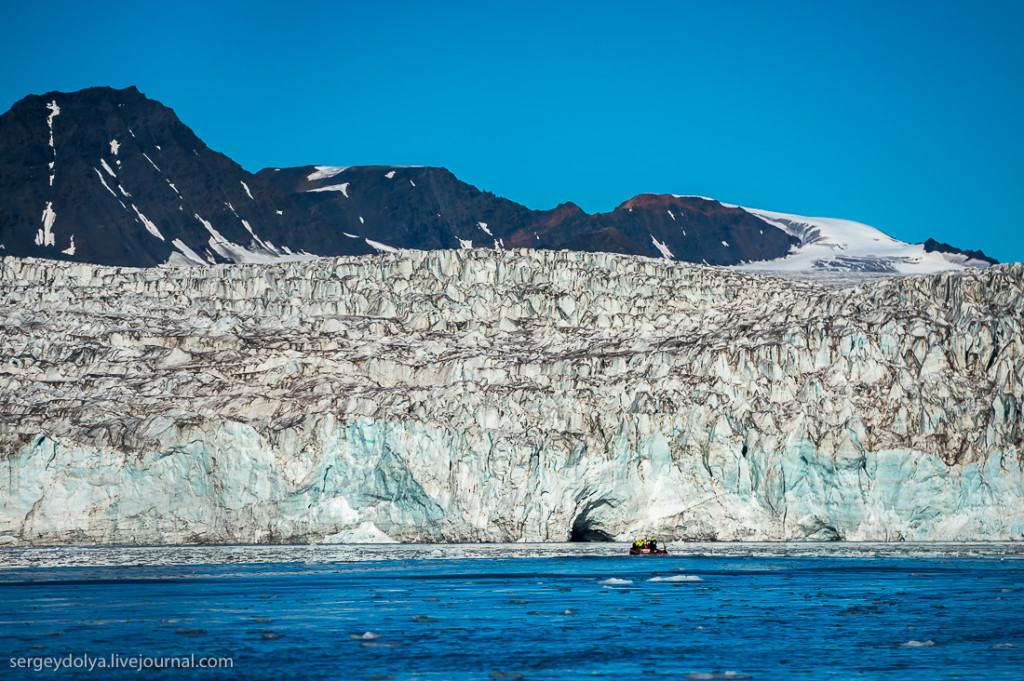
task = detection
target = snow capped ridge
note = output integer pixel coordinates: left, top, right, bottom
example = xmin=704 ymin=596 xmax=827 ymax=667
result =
xmin=727 ymin=204 xmax=989 ymax=275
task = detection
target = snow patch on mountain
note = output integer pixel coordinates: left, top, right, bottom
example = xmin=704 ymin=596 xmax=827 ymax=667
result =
xmin=35 ymin=202 xmax=56 ymax=247
xmin=142 ymin=152 xmax=160 ymax=172
xmin=46 ymin=100 xmax=60 ymax=147
xmin=365 ymin=238 xmax=398 ymax=253
xmin=132 ymin=205 xmax=164 ymax=241
xmin=307 ymin=166 xmax=347 ymax=181
xmin=308 ymin=183 xmax=349 ymax=197
xmin=94 ymin=169 xmax=122 ymax=203
xmin=651 ymin=235 xmax=673 ymax=259
xmin=170 ymin=238 xmax=208 ymax=266
xmin=189 ymin=213 xmax=314 ymax=265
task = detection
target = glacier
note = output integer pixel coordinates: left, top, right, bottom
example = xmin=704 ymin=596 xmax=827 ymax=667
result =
xmin=0 ymin=249 xmax=1021 ymax=546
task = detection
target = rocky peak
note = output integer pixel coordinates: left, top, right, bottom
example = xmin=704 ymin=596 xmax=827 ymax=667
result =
xmin=0 ymin=86 xmax=372 ymax=266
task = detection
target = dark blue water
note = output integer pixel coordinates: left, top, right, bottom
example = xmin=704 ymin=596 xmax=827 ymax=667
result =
xmin=1 ymin=543 xmax=1022 ymax=679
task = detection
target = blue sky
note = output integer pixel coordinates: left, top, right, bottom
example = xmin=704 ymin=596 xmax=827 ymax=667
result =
xmin=2 ymin=0 xmax=1022 ymax=262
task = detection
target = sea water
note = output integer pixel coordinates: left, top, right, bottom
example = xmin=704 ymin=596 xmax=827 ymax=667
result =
xmin=1 ymin=543 xmax=1022 ymax=679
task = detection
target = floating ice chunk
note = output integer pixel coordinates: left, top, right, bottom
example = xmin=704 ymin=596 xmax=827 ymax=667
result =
xmin=308 ymin=183 xmax=349 ymax=197
xmin=429 ymin=547 xmax=467 ymax=558
xmin=651 ymin=235 xmax=674 ymax=259
xmin=648 ymin=575 xmax=702 ymax=582
xmin=478 ymin=222 xmax=492 ymax=236
xmin=667 ymin=209 xmax=676 ymax=220
xmin=410 ymin=180 xmax=416 ymax=187
xmin=597 ymin=578 xmax=633 ymax=585
xmin=35 ymin=202 xmax=56 ymax=247
xmin=722 ymin=240 xmax=730 ymax=247
xmin=343 ymin=233 xmax=359 ymax=239
xmin=109 ymin=139 xmax=120 ymax=155
xmin=385 ymin=170 xmax=396 ymax=179
xmin=459 ymin=238 xmax=472 ymax=250
xmin=307 ymin=166 xmax=347 ymax=181
xmin=241 ymin=181 xmax=254 ymax=200
xmin=100 ymin=159 xmax=117 ymax=177
xmin=359 ymin=216 xmax=364 ymax=224
xmin=142 ymin=153 xmax=161 ymax=172
xmin=350 ymin=632 xmax=380 ymax=640
xmin=685 ymin=673 xmax=751 ymax=680
xmin=61 ymin=235 xmax=76 ymax=256
xmin=900 ymin=640 xmax=936 ymax=647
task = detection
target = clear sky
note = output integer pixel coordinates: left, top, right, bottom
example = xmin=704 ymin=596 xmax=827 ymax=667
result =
xmin=2 ymin=0 xmax=1022 ymax=263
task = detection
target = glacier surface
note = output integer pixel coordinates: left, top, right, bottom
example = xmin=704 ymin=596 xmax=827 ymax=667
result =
xmin=0 ymin=249 xmax=1021 ymax=545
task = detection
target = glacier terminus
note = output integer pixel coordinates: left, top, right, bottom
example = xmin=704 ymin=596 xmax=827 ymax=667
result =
xmin=0 ymin=249 xmax=1021 ymax=546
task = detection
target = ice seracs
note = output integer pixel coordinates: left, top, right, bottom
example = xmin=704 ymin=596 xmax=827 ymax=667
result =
xmin=0 ymin=249 xmax=1020 ymax=546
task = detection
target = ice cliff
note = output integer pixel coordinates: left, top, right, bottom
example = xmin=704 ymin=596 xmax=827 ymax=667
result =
xmin=1 ymin=249 xmax=1021 ymax=545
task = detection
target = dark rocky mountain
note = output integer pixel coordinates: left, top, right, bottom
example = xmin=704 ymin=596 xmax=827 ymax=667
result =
xmin=258 ymin=164 xmax=564 ymax=252
xmin=0 ymin=86 xmax=373 ymax=267
xmin=0 ymin=86 xmax=998 ymax=270
xmin=922 ymin=238 xmax=998 ymax=266
xmin=258 ymin=166 xmax=799 ymax=265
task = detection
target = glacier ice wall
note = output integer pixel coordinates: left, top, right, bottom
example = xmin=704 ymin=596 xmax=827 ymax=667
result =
xmin=0 ymin=250 xmax=1022 ymax=545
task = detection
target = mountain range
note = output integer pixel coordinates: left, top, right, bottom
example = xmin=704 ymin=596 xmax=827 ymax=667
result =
xmin=0 ymin=86 xmax=997 ymax=271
